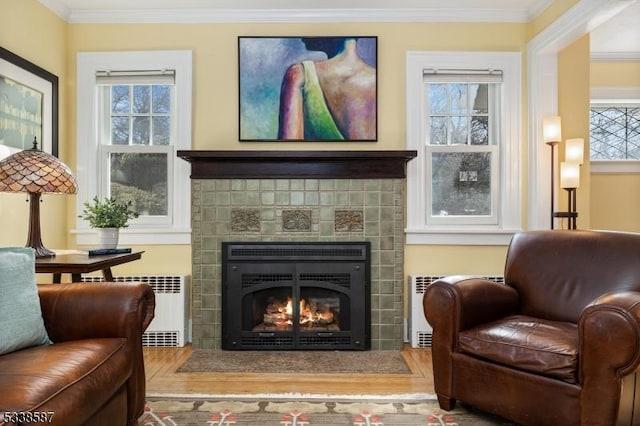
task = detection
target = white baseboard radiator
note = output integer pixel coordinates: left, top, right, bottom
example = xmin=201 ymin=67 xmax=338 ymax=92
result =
xmin=81 ymin=275 xmax=190 ymax=348
xmin=409 ymin=275 xmax=504 ymax=348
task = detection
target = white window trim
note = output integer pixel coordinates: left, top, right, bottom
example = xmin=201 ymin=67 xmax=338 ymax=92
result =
xmin=74 ymin=50 xmax=192 ymax=245
xmin=405 ymin=51 xmax=522 ymax=245
xmin=590 ymin=87 xmax=640 ymax=174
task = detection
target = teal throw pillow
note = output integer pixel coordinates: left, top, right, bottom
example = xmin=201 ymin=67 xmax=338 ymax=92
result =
xmin=0 ymin=247 xmax=51 ymax=355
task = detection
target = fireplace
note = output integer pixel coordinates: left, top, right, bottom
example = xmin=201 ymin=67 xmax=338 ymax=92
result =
xmin=178 ymin=150 xmax=416 ymax=350
xmin=222 ymin=242 xmax=370 ymax=350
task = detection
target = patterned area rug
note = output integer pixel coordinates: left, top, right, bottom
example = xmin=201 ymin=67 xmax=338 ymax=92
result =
xmin=177 ymin=350 xmax=412 ymax=374
xmin=142 ymin=397 xmax=519 ymax=425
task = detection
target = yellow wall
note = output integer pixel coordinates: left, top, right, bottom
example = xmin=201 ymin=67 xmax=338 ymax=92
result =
xmin=591 ymin=175 xmax=640 ymax=232
xmin=65 ymin=21 xmax=528 ymax=278
xmin=2 ymin=0 xmax=602 ymax=284
xmin=557 ymin=35 xmax=591 ymax=229
xmin=0 ymin=0 xmax=69 ymax=266
xmin=589 ymin=61 xmax=640 ymax=232
xmin=591 ymin=62 xmax=640 ymax=87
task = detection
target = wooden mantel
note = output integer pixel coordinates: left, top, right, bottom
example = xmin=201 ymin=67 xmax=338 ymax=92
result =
xmin=177 ymin=150 xmax=417 ymax=179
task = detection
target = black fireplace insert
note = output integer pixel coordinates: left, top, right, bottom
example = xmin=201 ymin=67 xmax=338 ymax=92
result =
xmin=222 ymin=242 xmax=371 ymax=350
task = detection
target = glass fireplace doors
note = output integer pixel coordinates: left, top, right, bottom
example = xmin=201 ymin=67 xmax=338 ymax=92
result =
xmin=222 ymin=242 xmax=370 ymax=350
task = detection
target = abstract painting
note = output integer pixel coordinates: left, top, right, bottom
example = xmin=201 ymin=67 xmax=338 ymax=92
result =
xmin=239 ymin=36 xmax=377 ymax=142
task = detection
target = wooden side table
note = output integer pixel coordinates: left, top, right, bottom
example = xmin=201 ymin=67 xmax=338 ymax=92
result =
xmin=35 ymin=251 xmax=144 ymax=283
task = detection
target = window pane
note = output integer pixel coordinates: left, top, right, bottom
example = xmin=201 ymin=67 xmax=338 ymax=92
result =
xmin=153 ymin=116 xmax=171 ymax=145
xmin=470 ymin=116 xmax=489 ymax=145
xmin=431 ymin=152 xmax=491 ymax=217
xmin=590 ymin=107 xmax=640 ymax=160
xmin=111 ymin=86 xmax=129 ymax=114
xmin=450 ymin=116 xmax=467 ymax=145
xmin=450 ymin=84 xmax=467 ymax=115
xmin=429 ymin=117 xmax=448 ymax=145
xmin=428 ymin=84 xmax=448 ymax=114
xmin=132 ymin=117 xmax=150 ymax=145
xmin=111 ymin=117 xmax=129 ymax=145
xmin=132 ymin=85 xmax=150 ymax=114
xmin=152 ymin=85 xmax=171 ymax=113
xmin=470 ymin=84 xmax=488 ymax=114
xmin=110 ymin=153 xmax=168 ymax=216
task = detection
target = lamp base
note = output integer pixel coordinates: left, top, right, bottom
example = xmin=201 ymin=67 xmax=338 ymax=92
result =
xmin=552 ymin=212 xmax=578 ymax=230
xmin=26 ymin=193 xmax=56 ymax=258
xmin=30 ymin=245 xmax=56 ymax=258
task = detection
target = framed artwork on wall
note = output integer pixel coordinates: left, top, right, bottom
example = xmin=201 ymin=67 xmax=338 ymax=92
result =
xmin=238 ymin=36 xmax=377 ymax=142
xmin=0 ymin=46 xmax=58 ymax=157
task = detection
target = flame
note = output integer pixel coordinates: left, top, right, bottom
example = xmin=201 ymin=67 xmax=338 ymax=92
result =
xmin=262 ymin=297 xmax=335 ymax=328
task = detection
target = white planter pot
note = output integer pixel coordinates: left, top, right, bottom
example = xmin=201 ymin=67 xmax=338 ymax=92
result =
xmin=97 ymin=227 xmax=119 ymax=249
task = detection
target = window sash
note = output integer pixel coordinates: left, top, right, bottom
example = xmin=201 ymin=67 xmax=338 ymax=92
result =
xmin=98 ymin=144 xmax=174 ymax=227
xmin=98 ymin=84 xmax=175 ymax=147
xmin=426 ymin=145 xmax=499 ymax=226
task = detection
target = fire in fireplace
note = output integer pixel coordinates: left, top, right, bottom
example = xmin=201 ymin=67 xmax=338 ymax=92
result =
xmin=258 ymin=296 xmax=338 ymax=331
xmin=222 ymin=242 xmax=370 ymax=350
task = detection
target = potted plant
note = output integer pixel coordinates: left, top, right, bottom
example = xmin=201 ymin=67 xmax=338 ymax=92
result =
xmin=80 ymin=196 xmax=139 ymax=249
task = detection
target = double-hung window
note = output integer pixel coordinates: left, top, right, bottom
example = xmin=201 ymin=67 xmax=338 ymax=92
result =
xmin=425 ymin=71 xmax=500 ymax=225
xmin=97 ymin=71 xmax=174 ymax=225
xmin=76 ymin=51 xmax=192 ymax=245
xmin=406 ymin=52 xmax=521 ymax=245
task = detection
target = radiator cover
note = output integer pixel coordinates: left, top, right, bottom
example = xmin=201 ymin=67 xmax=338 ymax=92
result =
xmin=409 ymin=275 xmax=504 ymax=348
xmin=81 ymin=275 xmax=190 ymax=347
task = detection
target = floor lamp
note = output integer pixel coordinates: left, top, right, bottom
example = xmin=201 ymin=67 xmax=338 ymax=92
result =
xmin=543 ymin=116 xmax=562 ymax=229
xmin=0 ymin=138 xmax=78 ymax=258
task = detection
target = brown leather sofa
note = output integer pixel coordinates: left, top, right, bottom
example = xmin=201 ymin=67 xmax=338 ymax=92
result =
xmin=0 ymin=282 xmax=155 ymax=426
xmin=424 ymin=230 xmax=640 ymax=426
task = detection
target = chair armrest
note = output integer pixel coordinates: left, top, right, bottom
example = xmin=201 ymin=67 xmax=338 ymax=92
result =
xmin=580 ymin=291 xmax=640 ymax=377
xmin=424 ymin=276 xmax=519 ymax=333
xmin=423 ymin=276 xmax=519 ymax=402
xmin=38 ymin=282 xmax=155 ymax=343
xmin=579 ymin=291 xmax=640 ymax=423
xmin=38 ymin=282 xmax=155 ymax=425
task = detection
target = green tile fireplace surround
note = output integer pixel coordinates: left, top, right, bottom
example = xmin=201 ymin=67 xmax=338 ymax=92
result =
xmin=178 ymin=151 xmax=417 ymax=350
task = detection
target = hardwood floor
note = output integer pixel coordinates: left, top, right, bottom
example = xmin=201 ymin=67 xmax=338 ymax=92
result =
xmin=144 ymin=344 xmax=435 ymax=397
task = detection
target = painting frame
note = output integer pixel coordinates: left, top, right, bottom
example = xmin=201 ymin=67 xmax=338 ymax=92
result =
xmin=238 ymin=36 xmax=378 ymax=142
xmin=0 ymin=46 xmax=58 ymax=157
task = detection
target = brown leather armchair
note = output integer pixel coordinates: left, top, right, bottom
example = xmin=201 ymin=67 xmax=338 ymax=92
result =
xmin=424 ymin=230 xmax=640 ymax=426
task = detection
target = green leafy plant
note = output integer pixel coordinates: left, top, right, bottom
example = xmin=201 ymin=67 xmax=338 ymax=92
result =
xmin=79 ymin=196 xmax=139 ymax=228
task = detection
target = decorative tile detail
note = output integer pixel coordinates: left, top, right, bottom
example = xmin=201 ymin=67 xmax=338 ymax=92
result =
xmin=231 ymin=208 xmax=260 ymax=232
xmin=335 ymin=210 xmax=364 ymax=232
xmin=282 ymin=209 xmax=312 ymax=232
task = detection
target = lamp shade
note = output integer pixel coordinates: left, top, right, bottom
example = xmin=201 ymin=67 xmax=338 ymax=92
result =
xmin=0 ymin=140 xmax=78 ymax=258
xmin=0 ymin=144 xmax=77 ymax=195
xmin=565 ymin=138 xmax=584 ymax=165
xmin=543 ymin=116 xmax=562 ymax=144
xmin=560 ymin=162 xmax=580 ymax=189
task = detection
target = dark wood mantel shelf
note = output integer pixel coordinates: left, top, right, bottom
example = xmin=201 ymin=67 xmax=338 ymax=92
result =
xmin=177 ymin=150 xmax=417 ymax=179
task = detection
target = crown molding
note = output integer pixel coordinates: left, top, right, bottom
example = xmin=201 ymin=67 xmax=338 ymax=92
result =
xmin=39 ymin=0 xmax=71 ymax=21
xmin=39 ymin=6 xmax=536 ymax=24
